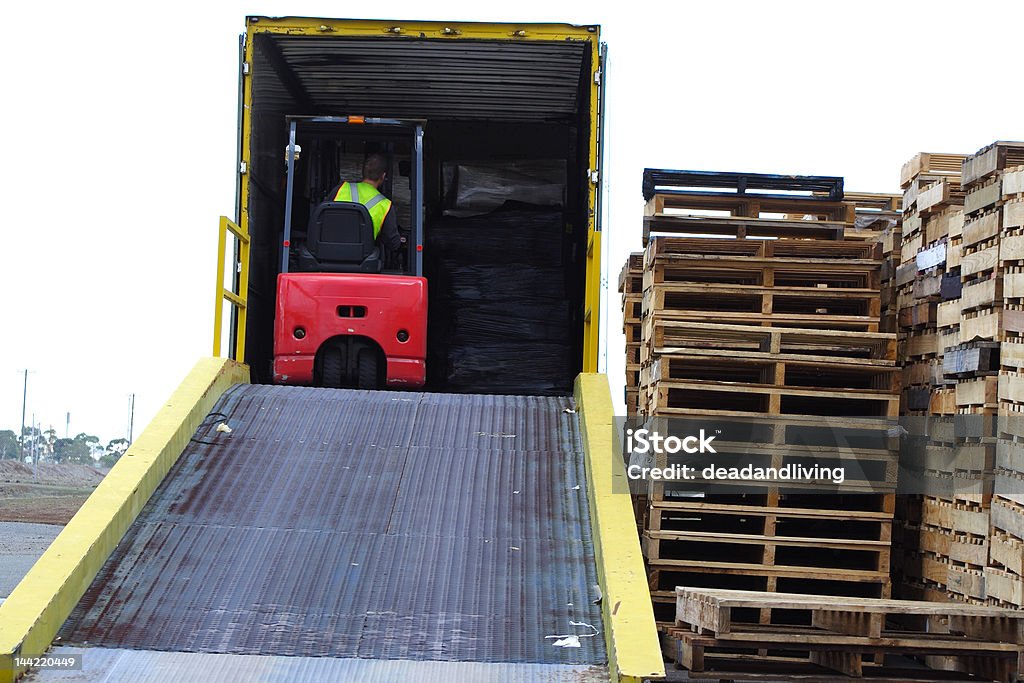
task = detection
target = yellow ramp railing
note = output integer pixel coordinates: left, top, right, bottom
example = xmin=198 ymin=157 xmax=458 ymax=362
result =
xmin=0 ymin=358 xmax=250 ymax=683
xmin=213 ymin=216 xmax=250 ymax=360
xmin=575 ymin=373 xmax=665 ymax=681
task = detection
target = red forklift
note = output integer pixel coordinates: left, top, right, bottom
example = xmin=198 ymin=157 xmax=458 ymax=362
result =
xmin=271 ymin=116 xmax=427 ymax=389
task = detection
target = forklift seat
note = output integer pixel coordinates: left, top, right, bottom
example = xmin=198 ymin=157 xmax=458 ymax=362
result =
xmin=299 ymin=201 xmax=382 ymax=273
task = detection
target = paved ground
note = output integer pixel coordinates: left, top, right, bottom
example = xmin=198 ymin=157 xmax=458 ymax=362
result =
xmin=0 ymin=521 xmax=63 ymax=602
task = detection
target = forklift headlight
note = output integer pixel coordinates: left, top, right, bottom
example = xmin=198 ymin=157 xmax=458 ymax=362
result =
xmin=293 ymin=327 xmax=306 ymax=340
xmin=396 ymin=329 xmax=410 ymax=343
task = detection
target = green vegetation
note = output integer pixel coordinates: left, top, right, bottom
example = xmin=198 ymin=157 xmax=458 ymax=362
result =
xmin=0 ymin=427 xmax=128 ymax=467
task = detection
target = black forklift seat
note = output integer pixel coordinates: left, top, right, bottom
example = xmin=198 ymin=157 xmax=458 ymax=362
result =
xmin=299 ymin=201 xmax=382 ymax=273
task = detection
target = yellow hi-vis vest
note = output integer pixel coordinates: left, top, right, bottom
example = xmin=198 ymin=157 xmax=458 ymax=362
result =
xmin=335 ymin=181 xmax=392 ymax=238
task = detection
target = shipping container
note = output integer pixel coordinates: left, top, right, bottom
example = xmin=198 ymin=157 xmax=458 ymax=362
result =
xmin=228 ymin=16 xmax=607 ymax=392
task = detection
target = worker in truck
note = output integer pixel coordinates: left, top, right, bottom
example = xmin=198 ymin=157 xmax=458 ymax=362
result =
xmin=330 ymin=153 xmax=404 ymax=265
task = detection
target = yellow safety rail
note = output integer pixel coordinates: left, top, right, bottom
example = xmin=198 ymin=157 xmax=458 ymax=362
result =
xmin=213 ymin=216 xmax=250 ymax=360
xmin=575 ymin=374 xmax=665 ymax=682
xmin=0 ymin=358 xmax=250 ymax=683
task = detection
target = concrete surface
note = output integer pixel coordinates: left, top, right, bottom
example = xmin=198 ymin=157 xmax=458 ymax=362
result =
xmin=0 ymin=521 xmax=62 ymax=601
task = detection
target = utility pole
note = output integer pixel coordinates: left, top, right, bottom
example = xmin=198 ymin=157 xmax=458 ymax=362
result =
xmin=66 ymin=412 xmax=70 ymax=439
xmin=128 ymin=393 xmax=135 ymax=444
xmin=19 ymin=369 xmax=28 ymax=462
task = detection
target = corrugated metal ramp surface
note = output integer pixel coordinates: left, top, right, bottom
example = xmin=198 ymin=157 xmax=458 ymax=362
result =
xmin=26 ymin=647 xmax=607 ymax=682
xmin=56 ymin=385 xmax=606 ymax=677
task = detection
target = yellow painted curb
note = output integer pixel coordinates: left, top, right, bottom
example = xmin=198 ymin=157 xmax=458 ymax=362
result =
xmin=575 ymin=373 xmax=665 ymax=681
xmin=0 ymin=358 xmax=249 ymax=682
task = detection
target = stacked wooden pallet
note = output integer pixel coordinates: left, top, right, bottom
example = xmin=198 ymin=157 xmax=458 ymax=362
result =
xmin=618 ymin=252 xmax=644 ymax=416
xmin=975 ymin=143 xmax=1024 ymax=608
xmin=668 ymin=587 xmax=1024 ymax=682
xmin=643 ymin=168 xmax=851 ymax=242
xmin=893 ymin=143 xmax=1024 ymax=609
xmin=896 ymin=151 xmax=968 ymax=420
xmin=892 ymin=151 xmax=972 ymax=602
xmin=793 ymin=191 xmax=903 ymax=331
xmin=872 ymin=196 xmax=904 ymax=335
xmin=635 ymin=169 xmax=900 ymax=634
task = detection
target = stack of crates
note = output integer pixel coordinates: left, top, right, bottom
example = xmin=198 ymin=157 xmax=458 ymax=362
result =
xmin=618 ymin=252 xmax=644 ymax=417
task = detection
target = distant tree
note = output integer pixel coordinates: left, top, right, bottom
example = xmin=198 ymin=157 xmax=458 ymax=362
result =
xmin=0 ymin=430 xmax=18 ymax=460
xmin=42 ymin=427 xmax=57 ymax=461
xmin=21 ymin=426 xmax=42 ymax=463
xmin=53 ymin=433 xmax=101 ymax=465
xmin=100 ymin=438 xmax=129 ymax=468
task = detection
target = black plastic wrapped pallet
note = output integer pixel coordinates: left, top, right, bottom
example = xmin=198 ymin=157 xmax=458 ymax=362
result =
xmin=441 ymin=264 xmax=568 ymax=301
xmin=447 ymin=302 xmax=572 ymax=343
xmin=425 ymin=205 xmax=577 ymax=395
xmin=446 ymin=343 xmax=574 ymax=395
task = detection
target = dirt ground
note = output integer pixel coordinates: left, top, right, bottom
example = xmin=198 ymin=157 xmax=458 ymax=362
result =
xmin=0 ymin=461 xmax=106 ymax=525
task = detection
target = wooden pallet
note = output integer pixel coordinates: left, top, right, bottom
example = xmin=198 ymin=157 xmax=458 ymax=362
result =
xmin=642 ymin=309 xmax=881 ymax=333
xmin=619 ymin=268 xmax=643 ymax=296
xmin=901 ymin=329 xmax=941 ymax=361
xmin=943 ymin=342 xmax=1000 ymax=378
xmin=841 ymin=190 xmax=903 ymax=214
xmin=926 ymin=208 xmax=965 ymax=245
xmin=645 ymin=355 xmax=898 ymax=395
xmin=643 ymin=213 xmax=848 ymax=241
xmin=671 ymin=587 xmax=1024 ymax=682
xmin=991 ymin=497 xmax=1024 ymax=543
xmin=620 ymin=252 xmax=645 ymax=416
xmin=1005 ymin=167 xmax=1024 ymax=198
xmin=646 ymin=381 xmax=900 ymax=418
xmin=644 ymin=283 xmax=882 ymax=326
xmin=647 ymin=235 xmax=879 ymax=261
xmin=901 ymin=152 xmax=968 ymax=189
xmin=965 ymin=177 xmax=1006 ymax=217
xmin=962 ymin=142 xmax=1024 ymax=188
xmin=899 ymin=300 xmax=937 ymax=329
xmin=621 ymin=294 xmax=641 ymax=325
xmin=645 ymin=320 xmax=895 ymax=360
xmin=963 ymin=209 xmax=1003 ymax=250
xmin=645 ymin=258 xmax=879 ymax=291
xmin=618 ymin=251 xmax=643 ymax=290
xmin=642 ymin=169 xmax=852 ymax=225
xmin=918 ymin=178 xmax=966 ymax=216
xmin=645 ymin=497 xmax=894 ymax=575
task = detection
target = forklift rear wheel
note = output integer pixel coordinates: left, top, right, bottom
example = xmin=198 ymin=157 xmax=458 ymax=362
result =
xmin=321 ymin=346 xmax=344 ymax=388
xmin=356 ymin=346 xmax=378 ymax=390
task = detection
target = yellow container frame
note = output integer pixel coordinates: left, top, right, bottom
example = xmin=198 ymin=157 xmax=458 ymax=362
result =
xmin=222 ymin=17 xmax=604 ymax=371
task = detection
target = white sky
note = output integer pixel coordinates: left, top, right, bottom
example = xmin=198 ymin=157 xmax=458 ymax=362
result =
xmin=1 ymin=0 xmax=1021 ymax=446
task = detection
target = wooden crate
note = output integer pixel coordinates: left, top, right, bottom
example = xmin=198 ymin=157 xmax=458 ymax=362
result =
xmin=962 ymin=141 xmax=1024 ymax=188
xmin=919 ymin=178 xmax=966 ymax=216
xmin=965 ymin=177 xmax=1006 ymax=217
xmin=901 ymin=152 xmax=969 ymax=189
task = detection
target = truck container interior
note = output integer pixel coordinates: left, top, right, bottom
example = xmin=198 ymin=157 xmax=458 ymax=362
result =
xmin=244 ymin=31 xmax=596 ymax=395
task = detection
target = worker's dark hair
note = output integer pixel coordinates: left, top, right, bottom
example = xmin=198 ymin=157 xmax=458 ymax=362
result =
xmin=362 ymin=153 xmax=388 ymax=181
